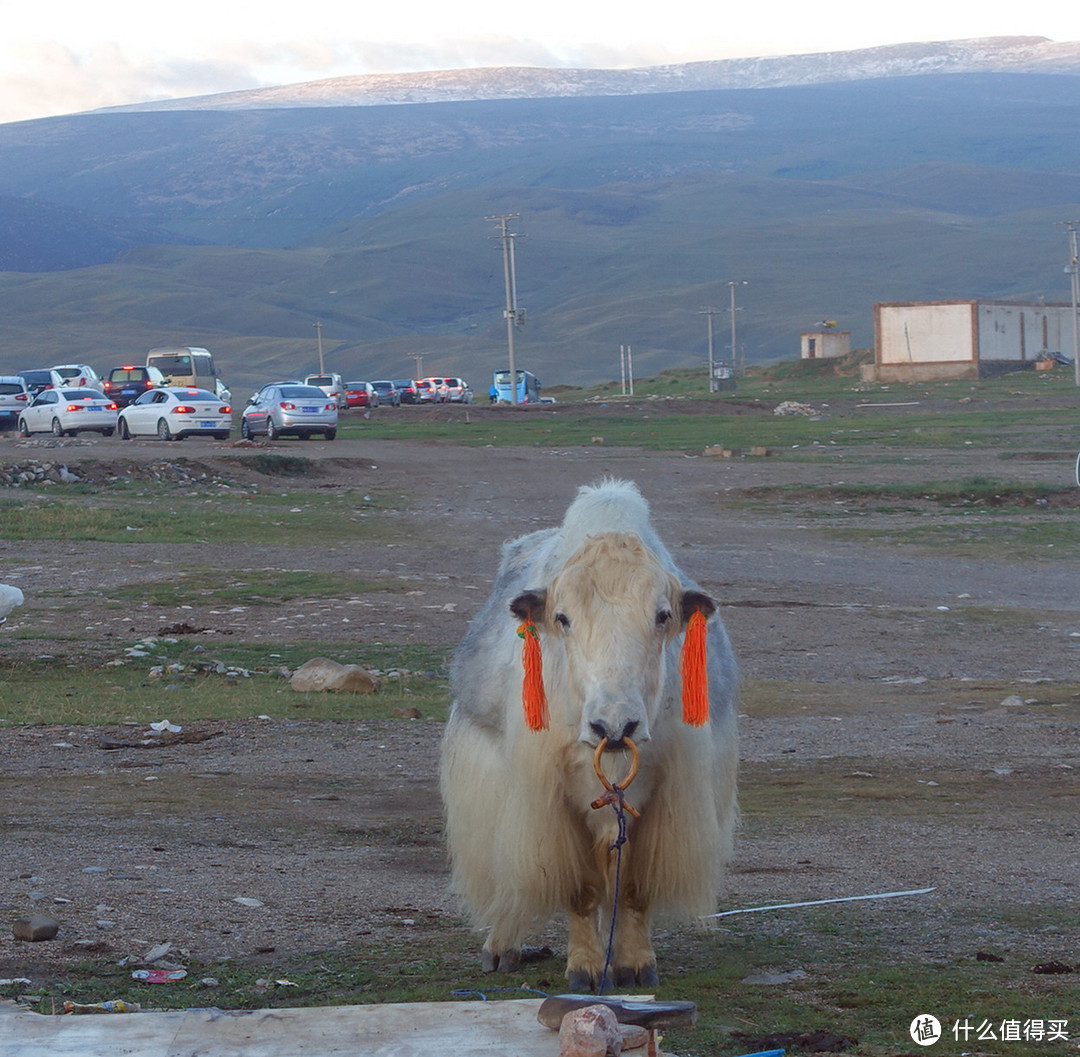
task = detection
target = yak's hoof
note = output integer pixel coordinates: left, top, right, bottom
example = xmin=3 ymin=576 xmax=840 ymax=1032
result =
xmin=638 ymin=963 xmax=660 ymax=986
xmin=613 ymin=964 xmax=660 ymax=988
xmin=566 ymin=969 xmax=595 ymax=993
xmin=482 ymin=948 xmax=521 ymax=974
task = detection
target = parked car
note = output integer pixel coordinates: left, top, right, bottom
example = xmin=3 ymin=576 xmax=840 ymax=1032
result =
xmin=442 ymin=377 xmax=474 ymax=403
xmin=345 ymin=381 xmax=379 ymax=409
xmin=241 ymin=383 xmax=337 ymax=440
xmin=429 ymin=377 xmax=453 ymax=402
xmin=304 ymin=373 xmax=347 ymax=409
xmin=17 ymin=369 xmax=55 ymax=396
xmin=117 ymin=386 xmax=232 ymax=441
xmin=0 ymin=376 xmax=30 ymax=428
xmin=17 ymin=388 xmax=117 ymax=437
xmin=50 ymin=364 xmax=104 ymax=391
xmin=248 ymin=381 xmax=301 ymax=402
xmin=393 ymin=379 xmax=419 ymax=404
xmin=102 ymin=365 xmax=167 ymax=407
xmin=370 ymin=380 xmax=400 ymax=407
xmin=416 ymin=377 xmax=449 ymax=403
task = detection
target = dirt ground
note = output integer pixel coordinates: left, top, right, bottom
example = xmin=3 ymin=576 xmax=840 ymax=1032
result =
xmin=1 ymin=407 xmax=1079 ymax=994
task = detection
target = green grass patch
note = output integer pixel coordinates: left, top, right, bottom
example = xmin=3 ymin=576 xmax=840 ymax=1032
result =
xmin=821 ymin=478 xmax=1080 ymax=507
xmin=236 ymin=453 xmax=316 ymax=476
xmin=342 ymin=390 xmax=1079 ymax=454
xmin=740 ymin=676 xmax=1080 ymax=720
xmin=722 ymin=477 xmax=1080 ymax=559
xmin=6 ymin=906 xmax=1077 ymax=1055
xmin=0 ymin=640 xmax=451 ymax=726
xmin=829 ymin=515 xmax=1080 ymax=560
xmin=0 ymin=489 xmax=396 ymax=545
xmin=737 ymin=477 xmax=1080 ymax=513
xmin=107 ymin=569 xmax=403 ymax=608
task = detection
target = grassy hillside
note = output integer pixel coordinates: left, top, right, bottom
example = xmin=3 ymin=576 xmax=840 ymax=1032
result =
xmin=0 ymin=74 xmax=1078 ymax=389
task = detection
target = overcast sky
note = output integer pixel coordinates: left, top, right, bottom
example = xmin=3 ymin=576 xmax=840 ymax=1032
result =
xmin=1 ymin=0 xmax=1076 ymax=125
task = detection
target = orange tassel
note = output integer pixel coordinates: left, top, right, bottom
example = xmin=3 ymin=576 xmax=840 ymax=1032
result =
xmin=680 ymin=609 xmax=709 ymax=726
xmin=518 ymin=621 xmax=549 ymax=731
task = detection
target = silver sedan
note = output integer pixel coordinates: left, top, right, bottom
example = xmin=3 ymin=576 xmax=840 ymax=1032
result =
xmin=241 ymin=384 xmax=338 ymax=440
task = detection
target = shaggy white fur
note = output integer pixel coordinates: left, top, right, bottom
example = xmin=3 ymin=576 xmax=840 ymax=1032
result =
xmin=441 ymin=479 xmax=738 ymax=990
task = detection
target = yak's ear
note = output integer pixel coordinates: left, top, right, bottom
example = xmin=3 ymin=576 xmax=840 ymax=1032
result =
xmin=511 ymin=589 xmax=547 ymax=625
xmin=680 ymin=589 xmax=716 ymax=625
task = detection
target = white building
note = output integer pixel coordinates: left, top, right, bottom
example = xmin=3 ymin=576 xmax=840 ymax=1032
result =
xmin=868 ymin=300 xmax=1077 ymax=382
xmin=800 ymin=329 xmax=851 ymax=360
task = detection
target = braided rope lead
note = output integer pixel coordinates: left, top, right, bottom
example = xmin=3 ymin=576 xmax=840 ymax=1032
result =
xmin=597 ymin=790 xmax=629 ymax=996
xmin=591 ymin=738 xmax=639 ymax=994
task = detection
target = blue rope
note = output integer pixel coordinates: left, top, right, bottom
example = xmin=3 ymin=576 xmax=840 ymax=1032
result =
xmin=596 ymin=789 xmax=630 ymax=995
xmin=451 ymin=985 xmax=552 ymax=1001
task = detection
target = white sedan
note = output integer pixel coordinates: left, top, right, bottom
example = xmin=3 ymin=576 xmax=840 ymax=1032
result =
xmin=117 ymin=387 xmax=232 ymax=441
xmin=18 ymin=388 xmax=118 ymax=437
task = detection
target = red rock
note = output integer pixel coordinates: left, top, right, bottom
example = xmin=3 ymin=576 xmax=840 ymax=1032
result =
xmin=558 ymin=1004 xmax=623 ymax=1057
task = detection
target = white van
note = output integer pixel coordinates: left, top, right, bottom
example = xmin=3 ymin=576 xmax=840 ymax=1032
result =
xmin=304 ymin=373 xmax=346 ymax=409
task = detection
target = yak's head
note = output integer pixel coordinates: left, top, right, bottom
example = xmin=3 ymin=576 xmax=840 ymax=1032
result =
xmin=510 ymin=533 xmax=714 ymax=748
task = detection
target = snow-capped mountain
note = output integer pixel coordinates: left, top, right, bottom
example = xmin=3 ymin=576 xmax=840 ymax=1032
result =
xmin=105 ymin=36 xmax=1080 ymax=113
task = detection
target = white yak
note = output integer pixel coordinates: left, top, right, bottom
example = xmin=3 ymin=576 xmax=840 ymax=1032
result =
xmin=441 ymin=480 xmax=738 ymax=990
xmin=0 ymin=583 xmax=23 ymax=628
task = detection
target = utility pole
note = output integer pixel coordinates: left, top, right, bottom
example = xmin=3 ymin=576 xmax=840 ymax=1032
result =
xmin=1061 ymin=221 xmax=1080 ymax=387
xmin=487 ymin=214 xmax=525 ymax=405
xmin=699 ymin=307 xmax=720 ymax=392
xmin=313 ymin=321 xmax=324 ymax=374
xmin=619 ymin=345 xmax=636 ymax=395
xmin=411 ymin=352 xmax=424 ymax=380
xmin=726 ymin=280 xmax=748 ymax=375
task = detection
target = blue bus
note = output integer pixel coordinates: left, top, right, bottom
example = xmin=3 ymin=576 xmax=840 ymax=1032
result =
xmin=492 ymin=369 xmax=542 ymax=404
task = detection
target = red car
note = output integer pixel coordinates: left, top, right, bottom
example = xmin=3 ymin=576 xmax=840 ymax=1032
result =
xmin=345 ymin=381 xmax=378 ymax=409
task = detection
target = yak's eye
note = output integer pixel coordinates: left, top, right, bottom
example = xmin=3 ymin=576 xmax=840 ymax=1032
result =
xmin=656 ymin=610 xmax=672 ymax=627
xmin=554 ymin=613 xmax=571 ymax=629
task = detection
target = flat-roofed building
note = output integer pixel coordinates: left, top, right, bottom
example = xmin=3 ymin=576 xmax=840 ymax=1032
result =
xmin=867 ymin=300 xmax=1076 ymax=381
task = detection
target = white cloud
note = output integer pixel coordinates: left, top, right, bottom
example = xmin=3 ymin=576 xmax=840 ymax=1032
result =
xmin=0 ymin=40 xmax=265 ymax=122
xmin=0 ymin=0 xmax=1072 ymax=124
xmin=0 ymin=36 xmax=732 ymax=123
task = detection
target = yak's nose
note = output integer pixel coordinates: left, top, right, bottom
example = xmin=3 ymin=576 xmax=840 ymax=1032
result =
xmin=588 ymin=719 xmax=640 ymax=749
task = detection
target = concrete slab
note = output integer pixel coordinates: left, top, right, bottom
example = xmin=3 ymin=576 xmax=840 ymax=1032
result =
xmin=1 ymin=998 xmax=656 ymax=1057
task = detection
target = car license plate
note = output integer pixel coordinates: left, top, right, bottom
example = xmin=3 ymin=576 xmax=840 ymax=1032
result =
xmin=301 ymin=406 xmax=317 ymax=413
xmin=200 ymin=420 xmax=216 ymax=428
xmin=88 ymin=404 xmax=104 ymax=411
xmin=122 ymin=388 xmax=135 ymax=396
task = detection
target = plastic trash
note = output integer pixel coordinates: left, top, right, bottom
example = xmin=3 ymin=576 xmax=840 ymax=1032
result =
xmin=63 ymin=1000 xmax=141 ymax=1014
xmin=131 ymin=968 xmax=187 ymax=983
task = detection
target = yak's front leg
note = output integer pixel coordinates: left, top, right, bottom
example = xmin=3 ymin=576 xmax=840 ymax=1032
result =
xmin=611 ymin=881 xmax=659 ymax=987
xmin=565 ymin=882 xmax=606 ymax=992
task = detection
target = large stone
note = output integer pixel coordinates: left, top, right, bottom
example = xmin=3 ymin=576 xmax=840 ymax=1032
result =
xmin=327 ymin=665 xmax=380 ymax=694
xmin=290 ymin=657 xmax=343 ymax=691
xmin=558 ymin=1004 xmax=623 ymax=1057
xmin=13 ymin=915 xmax=59 ymax=942
xmin=290 ymin=657 xmax=380 ymax=694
